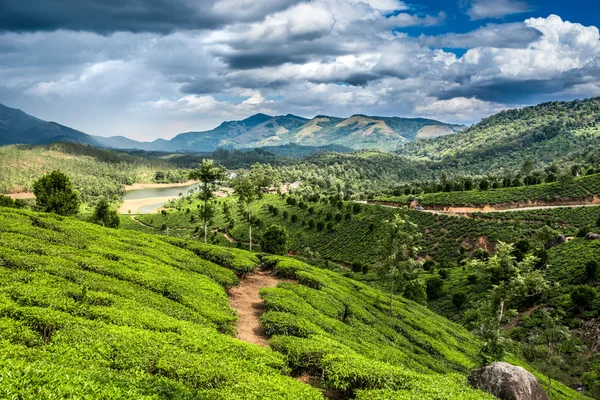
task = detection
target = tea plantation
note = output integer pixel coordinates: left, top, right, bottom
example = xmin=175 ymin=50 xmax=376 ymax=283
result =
xmin=0 ymin=207 xmax=588 ymax=399
xmin=375 ymin=172 xmax=600 ymax=207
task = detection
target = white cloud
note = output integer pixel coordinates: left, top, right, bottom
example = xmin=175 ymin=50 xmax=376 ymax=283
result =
xmin=1 ymin=6 xmax=600 ymax=139
xmin=466 ymin=0 xmax=531 ymax=20
xmin=415 ymin=97 xmax=509 ymax=122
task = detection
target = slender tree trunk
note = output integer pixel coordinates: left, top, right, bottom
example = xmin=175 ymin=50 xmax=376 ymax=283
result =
xmin=248 ymin=204 xmax=252 ymax=251
xmin=389 ymin=280 xmax=394 ymax=315
xmin=497 ymin=297 xmax=505 ymax=336
xmin=204 ymin=220 xmax=208 ymax=243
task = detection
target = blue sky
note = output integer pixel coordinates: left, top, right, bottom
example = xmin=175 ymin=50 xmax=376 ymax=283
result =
xmin=0 ymin=0 xmax=599 ymax=140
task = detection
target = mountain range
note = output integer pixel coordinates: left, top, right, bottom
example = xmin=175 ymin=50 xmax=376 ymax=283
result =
xmin=0 ymin=102 xmax=465 ymax=152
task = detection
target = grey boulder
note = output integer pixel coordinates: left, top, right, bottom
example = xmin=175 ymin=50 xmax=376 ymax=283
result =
xmin=468 ymin=362 xmax=549 ymax=400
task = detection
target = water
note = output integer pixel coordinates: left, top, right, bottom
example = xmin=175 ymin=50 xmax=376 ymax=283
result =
xmin=123 ymin=183 xmax=200 ymax=201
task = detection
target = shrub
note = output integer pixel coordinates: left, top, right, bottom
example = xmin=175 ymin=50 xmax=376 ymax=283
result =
xmin=467 ymin=274 xmax=478 ymax=284
xmin=425 ymin=276 xmax=444 ymax=300
xmin=586 ymin=260 xmax=599 ymax=282
xmin=571 ymin=286 xmax=597 ymax=310
xmin=291 ymin=214 xmax=298 ymax=223
xmin=452 ymin=292 xmax=467 ymax=310
xmin=403 ymin=280 xmax=426 ymax=304
xmin=317 ymin=221 xmax=325 ymax=231
xmin=438 ymin=269 xmax=450 ymax=279
xmin=261 ymin=225 xmax=289 ymax=255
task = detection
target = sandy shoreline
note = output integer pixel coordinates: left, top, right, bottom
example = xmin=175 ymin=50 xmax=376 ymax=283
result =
xmin=6 ymin=192 xmax=36 ymax=199
xmin=125 ymin=180 xmax=199 ymax=191
xmin=118 ymin=196 xmax=178 ymax=214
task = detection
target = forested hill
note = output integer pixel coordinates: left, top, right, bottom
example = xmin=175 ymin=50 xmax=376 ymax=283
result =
xmin=398 ymin=97 xmax=600 ymax=173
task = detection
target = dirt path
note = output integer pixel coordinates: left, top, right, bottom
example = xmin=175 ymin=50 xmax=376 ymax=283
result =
xmin=369 ymin=200 xmax=600 ymax=215
xmin=228 ymin=270 xmax=284 ymax=346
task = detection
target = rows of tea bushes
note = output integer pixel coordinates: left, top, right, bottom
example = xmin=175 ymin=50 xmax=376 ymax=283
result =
xmin=256 ymin=256 xmax=586 ymax=399
xmin=136 ymin=194 xmax=548 ymax=267
xmin=471 ymin=206 xmax=600 ymax=232
xmin=0 ymin=207 xmax=320 ymax=399
xmin=375 ymin=173 xmax=600 ymax=207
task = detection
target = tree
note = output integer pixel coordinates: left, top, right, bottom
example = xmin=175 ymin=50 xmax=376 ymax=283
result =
xmin=571 ymin=286 xmax=597 ymax=310
xmin=535 ymin=225 xmax=561 ymax=249
xmin=452 ymin=292 xmax=467 ymax=310
xmin=89 ymin=197 xmax=120 ymax=228
xmin=377 ymin=213 xmax=421 ymax=314
xmin=261 ymin=225 xmax=288 ymax=255
xmin=403 ymin=280 xmax=426 ymax=304
xmin=468 ymin=243 xmax=549 ymax=336
xmin=33 ymin=170 xmax=80 ymax=216
xmin=231 ymin=164 xmax=279 ymax=250
xmin=189 ymin=160 xmax=227 ymax=243
xmin=586 ymin=260 xmax=599 ymax=282
xmin=521 ymin=157 xmax=534 ymax=175
xmin=479 ymin=179 xmax=490 ymax=191
xmin=426 ymin=276 xmax=444 ymax=299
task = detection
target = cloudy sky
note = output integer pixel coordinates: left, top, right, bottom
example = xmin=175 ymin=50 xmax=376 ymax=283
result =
xmin=1 ymin=0 xmax=599 ymax=140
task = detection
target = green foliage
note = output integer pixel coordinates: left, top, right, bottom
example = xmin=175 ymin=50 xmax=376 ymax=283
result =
xmin=426 ymin=276 xmax=444 ymax=300
xmin=0 ymin=207 xmax=323 ymax=399
xmin=261 ymin=225 xmax=289 ymax=255
xmin=33 ymin=170 xmax=80 ymax=216
xmin=89 ymin=197 xmax=120 ymax=228
xmin=0 ymin=143 xmax=185 ymax=202
xmin=571 ymin=286 xmax=597 ymax=310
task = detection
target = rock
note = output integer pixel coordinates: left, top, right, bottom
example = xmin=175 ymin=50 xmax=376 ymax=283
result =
xmin=585 ymin=232 xmax=600 ymax=240
xmin=468 ymin=362 xmax=549 ymax=400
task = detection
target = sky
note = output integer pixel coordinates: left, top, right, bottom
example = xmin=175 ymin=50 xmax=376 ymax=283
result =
xmin=0 ymin=0 xmax=599 ymax=141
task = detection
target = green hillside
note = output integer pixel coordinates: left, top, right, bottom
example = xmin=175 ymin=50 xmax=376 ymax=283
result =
xmin=0 ymin=207 xmax=586 ymax=399
xmin=0 ymin=143 xmax=187 ymax=202
xmin=375 ymin=172 xmax=600 ymax=208
xmin=398 ymin=97 xmax=600 ymax=173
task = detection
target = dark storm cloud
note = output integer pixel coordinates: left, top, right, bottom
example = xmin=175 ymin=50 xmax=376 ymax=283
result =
xmin=421 ymin=23 xmax=542 ymax=49
xmin=0 ymin=0 xmax=304 ymax=34
xmin=309 ymin=72 xmax=382 ymax=86
xmin=439 ymin=78 xmax=570 ymax=103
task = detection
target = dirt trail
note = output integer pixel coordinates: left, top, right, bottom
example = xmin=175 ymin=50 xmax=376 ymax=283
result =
xmin=228 ymin=270 xmax=284 ymax=346
xmin=371 ymin=201 xmax=600 ymax=215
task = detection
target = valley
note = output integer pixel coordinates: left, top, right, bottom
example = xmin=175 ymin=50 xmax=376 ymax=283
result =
xmin=1 ymin=97 xmax=600 ymax=399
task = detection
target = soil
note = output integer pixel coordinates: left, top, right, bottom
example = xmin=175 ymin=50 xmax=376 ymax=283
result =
xmin=228 ymin=269 xmax=287 ymax=346
xmin=124 ymin=180 xmax=199 ymax=191
xmin=6 ymin=192 xmax=35 ymax=199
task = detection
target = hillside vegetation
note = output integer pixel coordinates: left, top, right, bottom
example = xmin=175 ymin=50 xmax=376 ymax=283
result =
xmin=0 ymin=207 xmax=586 ymax=399
xmin=398 ymin=97 xmax=600 ymax=173
xmin=375 ymin=172 xmax=600 ymax=208
xmin=0 ymin=143 xmax=186 ymax=202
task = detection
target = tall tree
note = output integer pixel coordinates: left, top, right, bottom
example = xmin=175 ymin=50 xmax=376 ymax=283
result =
xmin=189 ymin=160 xmax=227 ymax=243
xmin=467 ymin=243 xmax=549 ymax=362
xmin=377 ymin=212 xmax=421 ymax=315
xmin=33 ymin=170 xmax=80 ymax=216
xmin=231 ymin=164 xmax=280 ymax=250
xmin=90 ymin=197 xmax=120 ymax=228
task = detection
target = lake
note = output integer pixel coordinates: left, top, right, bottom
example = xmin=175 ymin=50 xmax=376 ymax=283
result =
xmin=119 ymin=182 xmax=200 ymax=214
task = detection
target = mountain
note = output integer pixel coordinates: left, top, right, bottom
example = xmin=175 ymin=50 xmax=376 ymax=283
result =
xmin=0 ymin=103 xmax=103 ymax=147
xmin=0 ymin=102 xmax=465 ymax=152
xmin=157 ymin=113 xmax=464 ymax=152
